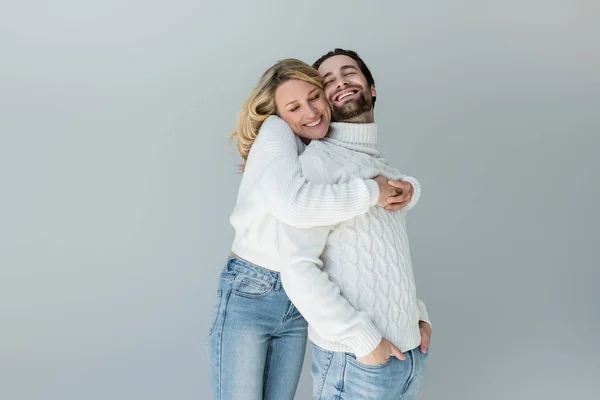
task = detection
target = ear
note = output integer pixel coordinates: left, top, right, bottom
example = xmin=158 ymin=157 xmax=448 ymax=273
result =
xmin=370 ymin=85 xmax=377 ymax=97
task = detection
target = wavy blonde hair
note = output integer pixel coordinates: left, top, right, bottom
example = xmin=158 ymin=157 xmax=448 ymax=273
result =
xmin=231 ymin=58 xmax=324 ymax=172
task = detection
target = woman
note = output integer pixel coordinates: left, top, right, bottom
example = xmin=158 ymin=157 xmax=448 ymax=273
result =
xmin=206 ymin=59 xmax=408 ymax=400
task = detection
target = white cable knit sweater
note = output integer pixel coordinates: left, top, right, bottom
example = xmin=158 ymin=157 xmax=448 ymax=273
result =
xmin=279 ymin=122 xmax=430 ymax=357
xmin=229 ymin=115 xmax=381 ymax=272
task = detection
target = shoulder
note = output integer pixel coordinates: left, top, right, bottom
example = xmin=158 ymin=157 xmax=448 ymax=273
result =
xmin=261 ymin=114 xmax=290 ymax=130
xmin=299 ymin=142 xmax=337 ymax=182
xmin=301 ymin=140 xmax=347 ymax=165
xmin=256 ymin=115 xmax=295 ymax=144
xmin=300 ymin=141 xmax=328 ymax=163
xmin=249 ymin=115 xmax=303 ymax=159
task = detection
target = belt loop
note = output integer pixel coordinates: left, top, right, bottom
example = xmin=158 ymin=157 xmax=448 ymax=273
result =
xmin=225 ymin=254 xmax=235 ymax=272
xmin=274 ymin=275 xmax=282 ymax=291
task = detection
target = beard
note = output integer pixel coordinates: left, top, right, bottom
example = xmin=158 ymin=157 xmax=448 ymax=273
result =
xmin=331 ymin=88 xmax=373 ymax=121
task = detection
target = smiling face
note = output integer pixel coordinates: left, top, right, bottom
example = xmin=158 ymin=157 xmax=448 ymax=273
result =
xmin=317 ymin=55 xmax=376 ymax=123
xmin=274 ymin=79 xmax=332 ymax=141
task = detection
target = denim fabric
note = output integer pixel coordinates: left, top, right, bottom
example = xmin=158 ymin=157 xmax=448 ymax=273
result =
xmin=311 ymin=343 xmax=428 ymax=400
xmin=207 ymin=256 xmax=308 ymax=400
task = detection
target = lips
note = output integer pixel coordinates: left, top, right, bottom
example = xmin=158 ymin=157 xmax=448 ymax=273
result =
xmin=333 ymin=88 xmax=359 ymax=102
xmin=304 ymin=117 xmax=322 ymax=128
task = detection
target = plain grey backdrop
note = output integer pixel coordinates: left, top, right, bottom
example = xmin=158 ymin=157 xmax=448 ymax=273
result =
xmin=1 ymin=1 xmax=599 ymax=399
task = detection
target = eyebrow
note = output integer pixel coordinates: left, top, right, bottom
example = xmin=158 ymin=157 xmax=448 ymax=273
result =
xmin=285 ymin=87 xmax=320 ymax=107
xmin=322 ymin=65 xmax=359 ymax=80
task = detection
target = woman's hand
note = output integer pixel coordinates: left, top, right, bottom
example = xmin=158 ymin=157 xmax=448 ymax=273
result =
xmin=374 ymin=176 xmax=414 ymax=211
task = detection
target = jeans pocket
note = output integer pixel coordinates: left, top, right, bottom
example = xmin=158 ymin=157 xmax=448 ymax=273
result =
xmin=346 ymin=353 xmax=393 ymax=371
xmin=207 ymin=290 xmax=222 ymax=337
xmin=311 ymin=344 xmax=335 ymax=399
xmin=232 ymin=275 xmax=274 ymax=299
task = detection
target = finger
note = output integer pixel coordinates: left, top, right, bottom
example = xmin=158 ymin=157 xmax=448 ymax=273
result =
xmin=385 ymin=200 xmax=411 ymax=211
xmin=420 ymin=334 xmax=430 ymax=354
xmin=391 ymin=345 xmax=406 ymax=360
xmin=389 ymin=180 xmax=415 ymax=198
xmin=356 ymin=357 xmax=375 ymax=366
xmin=387 ymin=192 xmax=413 ymax=204
xmin=386 ymin=202 xmax=410 ymax=211
xmin=386 ymin=193 xmax=410 ymax=204
xmin=387 ymin=180 xmax=408 ymax=189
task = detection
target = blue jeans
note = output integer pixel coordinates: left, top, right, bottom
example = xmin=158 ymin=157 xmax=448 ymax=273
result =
xmin=311 ymin=343 xmax=428 ymax=400
xmin=206 ymin=256 xmax=308 ymax=400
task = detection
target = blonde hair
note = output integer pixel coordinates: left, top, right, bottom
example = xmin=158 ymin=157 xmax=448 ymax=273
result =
xmin=231 ymin=58 xmax=324 ymax=172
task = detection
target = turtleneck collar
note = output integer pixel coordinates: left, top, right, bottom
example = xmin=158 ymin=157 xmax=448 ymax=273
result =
xmin=327 ymin=122 xmax=378 ymax=147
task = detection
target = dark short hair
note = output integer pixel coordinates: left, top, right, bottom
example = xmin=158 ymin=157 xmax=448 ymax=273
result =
xmin=313 ymin=48 xmax=376 ymax=105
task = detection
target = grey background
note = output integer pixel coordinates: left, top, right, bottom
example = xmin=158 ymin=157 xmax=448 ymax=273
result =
xmin=1 ymin=1 xmax=599 ymax=399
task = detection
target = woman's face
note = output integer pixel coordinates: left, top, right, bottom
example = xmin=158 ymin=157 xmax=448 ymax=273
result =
xmin=274 ymin=79 xmax=331 ymax=141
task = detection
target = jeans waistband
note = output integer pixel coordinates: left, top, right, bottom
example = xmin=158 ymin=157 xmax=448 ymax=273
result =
xmin=226 ymin=253 xmax=282 ymax=290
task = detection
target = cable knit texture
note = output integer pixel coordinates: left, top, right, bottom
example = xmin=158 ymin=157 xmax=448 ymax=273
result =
xmin=229 ymin=115 xmax=380 ymax=272
xmin=279 ymin=122 xmax=429 ymax=357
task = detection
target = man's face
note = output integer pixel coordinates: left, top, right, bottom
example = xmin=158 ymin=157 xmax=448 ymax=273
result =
xmin=317 ymin=55 xmax=376 ymax=122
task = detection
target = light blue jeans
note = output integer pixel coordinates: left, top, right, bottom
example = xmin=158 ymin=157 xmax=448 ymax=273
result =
xmin=206 ymin=256 xmax=308 ymax=400
xmin=311 ymin=343 xmax=428 ymax=400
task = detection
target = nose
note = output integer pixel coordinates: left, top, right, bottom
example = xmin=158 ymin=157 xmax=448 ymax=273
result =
xmin=307 ymin=104 xmax=317 ymax=118
xmin=336 ymin=77 xmax=349 ymax=90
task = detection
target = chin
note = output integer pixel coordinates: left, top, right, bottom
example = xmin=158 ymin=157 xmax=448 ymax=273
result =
xmin=305 ymin=132 xmax=326 ymax=140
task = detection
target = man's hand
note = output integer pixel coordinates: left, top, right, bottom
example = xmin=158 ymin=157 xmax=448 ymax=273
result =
xmin=374 ymin=176 xmax=413 ymax=211
xmin=419 ymin=321 xmax=431 ymax=354
xmin=356 ymin=338 xmax=406 ymax=366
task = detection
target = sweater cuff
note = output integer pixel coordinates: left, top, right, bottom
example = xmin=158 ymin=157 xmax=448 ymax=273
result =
xmin=346 ymin=318 xmax=383 ymax=357
xmin=365 ymin=179 xmax=380 ymax=207
xmin=417 ymin=299 xmax=431 ymax=327
xmin=401 ymin=176 xmax=421 ymax=210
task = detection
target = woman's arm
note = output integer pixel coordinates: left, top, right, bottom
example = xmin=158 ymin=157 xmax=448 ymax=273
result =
xmin=254 ymin=116 xmax=384 ymax=228
xmin=396 ymin=175 xmax=421 ymax=210
xmin=278 ymin=223 xmax=383 ymax=357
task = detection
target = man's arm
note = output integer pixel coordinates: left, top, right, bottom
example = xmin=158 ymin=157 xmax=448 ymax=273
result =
xmin=416 ymin=299 xmax=432 ymax=354
xmin=417 ymin=299 xmax=430 ymax=326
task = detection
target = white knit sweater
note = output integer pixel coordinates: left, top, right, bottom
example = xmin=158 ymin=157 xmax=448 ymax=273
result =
xmin=229 ymin=115 xmax=381 ymax=272
xmin=278 ymin=122 xmax=430 ymax=357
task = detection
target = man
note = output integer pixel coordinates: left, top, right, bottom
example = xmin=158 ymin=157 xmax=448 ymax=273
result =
xmin=279 ymin=49 xmax=431 ymax=399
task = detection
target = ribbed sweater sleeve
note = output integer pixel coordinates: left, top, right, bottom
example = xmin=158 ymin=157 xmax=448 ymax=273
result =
xmin=253 ymin=116 xmax=379 ymax=228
